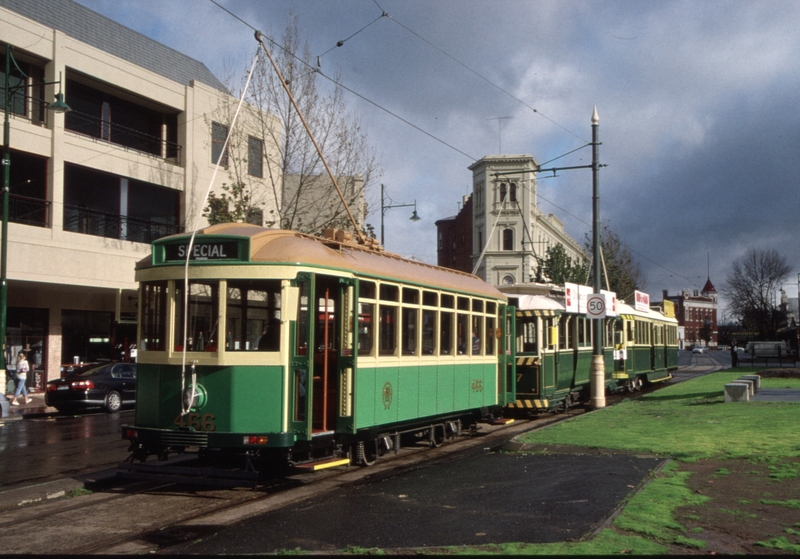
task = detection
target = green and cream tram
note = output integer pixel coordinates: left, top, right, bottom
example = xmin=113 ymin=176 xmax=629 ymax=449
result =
xmin=122 ymin=224 xmax=515 ymax=476
xmin=502 ymin=284 xmax=678 ymax=413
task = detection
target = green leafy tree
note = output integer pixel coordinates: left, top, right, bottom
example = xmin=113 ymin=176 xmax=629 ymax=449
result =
xmin=541 ymin=243 xmax=588 ymax=285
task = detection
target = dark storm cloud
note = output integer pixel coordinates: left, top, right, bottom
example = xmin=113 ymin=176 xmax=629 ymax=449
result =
xmin=75 ymin=0 xmax=800 ymax=305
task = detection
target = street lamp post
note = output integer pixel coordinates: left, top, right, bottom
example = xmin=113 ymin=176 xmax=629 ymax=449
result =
xmin=380 ymin=183 xmax=420 ymax=246
xmin=2 ymin=43 xmax=70 ymax=402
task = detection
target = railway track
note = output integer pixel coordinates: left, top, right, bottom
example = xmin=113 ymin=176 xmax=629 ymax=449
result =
xmin=0 ymin=412 xmax=568 ymax=555
xmin=0 ymin=372 xmax=710 ymax=555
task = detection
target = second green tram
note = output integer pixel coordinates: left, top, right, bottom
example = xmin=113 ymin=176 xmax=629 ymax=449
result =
xmin=503 ymin=287 xmax=678 ymax=413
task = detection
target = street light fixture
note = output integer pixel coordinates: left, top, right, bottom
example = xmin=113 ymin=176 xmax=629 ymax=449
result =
xmin=2 ymin=43 xmax=70 ymax=401
xmin=380 ymin=183 xmax=420 ymax=246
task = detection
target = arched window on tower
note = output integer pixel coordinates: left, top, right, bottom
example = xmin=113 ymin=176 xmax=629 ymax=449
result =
xmin=502 ymin=228 xmax=514 ymax=251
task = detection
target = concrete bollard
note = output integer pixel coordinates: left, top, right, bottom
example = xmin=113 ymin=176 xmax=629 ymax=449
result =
xmin=724 ymin=383 xmax=750 ymax=402
xmin=738 ymin=375 xmax=760 ymax=392
xmin=734 ymin=379 xmax=755 ymax=397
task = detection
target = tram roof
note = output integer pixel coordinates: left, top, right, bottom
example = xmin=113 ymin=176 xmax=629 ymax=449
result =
xmin=140 ymin=223 xmax=506 ymax=301
xmin=617 ymin=301 xmax=678 ymax=323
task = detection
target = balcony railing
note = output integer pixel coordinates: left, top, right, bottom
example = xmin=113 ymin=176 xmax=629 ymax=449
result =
xmin=64 ymin=111 xmax=182 ymax=165
xmin=8 ymin=194 xmax=50 ymax=227
xmin=63 ymin=205 xmax=182 ymax=244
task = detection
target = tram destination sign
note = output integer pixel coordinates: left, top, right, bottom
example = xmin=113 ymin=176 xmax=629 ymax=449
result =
xmin=158 ymin=240 xmax=244 ymax=263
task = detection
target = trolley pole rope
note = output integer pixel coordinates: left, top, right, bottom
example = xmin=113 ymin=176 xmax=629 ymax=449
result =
xmin=179 ymin=47 xmax=261 ymax=416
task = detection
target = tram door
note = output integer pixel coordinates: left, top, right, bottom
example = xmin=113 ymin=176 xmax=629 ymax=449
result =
xmin=290 ymin=273 xmax=355 ymax=439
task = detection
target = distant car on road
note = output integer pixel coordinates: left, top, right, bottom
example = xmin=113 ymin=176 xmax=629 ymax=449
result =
xmin=692 ymin=346 xmax=707 ymax=354
xmin=45 ymin=363 xmax=137 ymax=413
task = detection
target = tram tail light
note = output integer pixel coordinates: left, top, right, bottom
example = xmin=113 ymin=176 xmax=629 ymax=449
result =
xmin=123 ymin=429 xmax=138 ymax=440
xmin=243 ymin=436 xmax=268 ymax=445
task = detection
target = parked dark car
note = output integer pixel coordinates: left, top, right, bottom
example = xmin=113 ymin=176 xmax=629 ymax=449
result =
xmin=45 ymin=363 xmax=137 ymax=413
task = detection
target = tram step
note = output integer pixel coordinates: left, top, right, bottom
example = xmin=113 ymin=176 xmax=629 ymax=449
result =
xmin=293 ymin=457 xmax=351 ymax=471
xmin=116 ymin=462 xmax=258 ymax=488
xmin=488 ymin=418 xmax=515 ymax=426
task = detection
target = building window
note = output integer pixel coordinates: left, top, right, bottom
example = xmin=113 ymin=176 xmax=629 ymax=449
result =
xmin=503 ymin=228 xmax=514 ymax=251
xmin=510 ymin=183 xmax=517 ymax=202
xmin=502 ymin=275 xmax=514 ymax=285
xmin=438 ymin=231 xmax=443 ymax=251
xmin=499 ymin=183 xmax=507 ymax=202
xmin=211 ymin=122 xmax=228 ymax=166
xmin=248 ymin=136 xmax=263 ymax=177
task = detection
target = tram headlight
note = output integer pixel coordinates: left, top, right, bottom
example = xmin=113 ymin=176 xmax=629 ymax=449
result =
xmin=182 ymin=384 xmax=207 ymax=411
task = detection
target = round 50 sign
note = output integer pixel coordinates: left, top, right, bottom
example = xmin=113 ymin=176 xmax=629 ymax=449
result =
xmin=586 ymin=293 xmax=607 ymax=318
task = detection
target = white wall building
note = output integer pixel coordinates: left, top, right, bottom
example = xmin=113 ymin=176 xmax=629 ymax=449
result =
xmin=469 ymin=154 xmax=584 ymax=287
xmin=1 ymin=0 xmax=280 ymax=390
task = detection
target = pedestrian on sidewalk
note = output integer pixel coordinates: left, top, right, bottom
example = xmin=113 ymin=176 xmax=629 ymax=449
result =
xmin=10 ymin=351 xmax=32 ymax=406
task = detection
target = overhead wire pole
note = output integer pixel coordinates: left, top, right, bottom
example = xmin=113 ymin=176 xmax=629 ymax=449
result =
xmin=589 ymin=106 xmax=605 ymax=409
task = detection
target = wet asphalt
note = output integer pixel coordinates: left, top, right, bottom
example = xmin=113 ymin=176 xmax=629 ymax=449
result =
xmin=166 ymin=444 xmax=664 ymax=554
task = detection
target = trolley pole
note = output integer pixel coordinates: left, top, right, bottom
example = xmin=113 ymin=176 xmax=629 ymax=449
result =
xmin=590 ymin=106 xmax=606 ymax=409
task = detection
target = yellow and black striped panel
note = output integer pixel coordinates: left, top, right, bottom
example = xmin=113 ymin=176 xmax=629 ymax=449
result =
xmin=516 ymin=356 xmax=540 ymax=366
xmin=508 ymin=399 xmax=549 ymax=409
xmin=517 ymin=309 xmax=559 ymax=318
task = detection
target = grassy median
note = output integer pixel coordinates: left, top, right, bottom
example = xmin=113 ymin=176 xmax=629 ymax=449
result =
xmin=400 ymin=368 xmax=800 ymax=555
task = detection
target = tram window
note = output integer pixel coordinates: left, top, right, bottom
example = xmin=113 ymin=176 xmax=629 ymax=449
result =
xmin=518 ymin=317 xmax=536 ymax=354
xmin=226 ymin=280 xmax=282 ymax=351
xmin=380 ymin=284 xmax=399 ymax=302
xmin=296 ymin=283 xmax=309 ymax=355
xmin=627 ymin=321 xmax=635 ymax=342
xmin=457 ymin=297 xmax=470 ymax=311
xmin=471 ymin=315 xmax=482 ymax=355
xmin=315 ymin=294 xmax=337 ymax=351
xmin=402 ymin=307 xmax=418 ymax=355
xmin=293 ymin=368 xmax=306 ymax=422
xmin=485 ymin=315 xmax=496 ymax=354
xmin=543 ymin=317 xmax=556 ymax=349
xmin=360 ymin=281 xmax=376 ymax=300
xmin=358 ymin=302 xmax=374 ymax=356
xmin=577 ymin=317 xmax=586 ymax=347
xmin=141 ymin=281 xmax=167 ymax=351
xmin=379 ymin=305 xmax=397 ymax=355
xmin=174 ymin=280 xmax=219 ymax=352
xmin=472 ymin=299 xmax=484 ymax=313
xmin=559 ymin=315 xmax=570 ymax=350
xmin=422 ymin=310 xmax=436 ymax=354
xmin=440 ymin=312 xmax=454 ymax=354
xmin=457 ymin=313 xmax=469 ymax=354
xmin=441 ymin=294 xmax=454 ymax=309
xmin=486 ymin=302 xmax=496 ymax=315
xmin=422 ymin=291 xmax=437 ymax=307
xmin=402 ymin=288 xmax=419 ymax=305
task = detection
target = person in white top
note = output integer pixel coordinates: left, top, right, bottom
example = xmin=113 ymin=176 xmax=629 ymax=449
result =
xmin=11 ymin=351 xmax=32 ymax=406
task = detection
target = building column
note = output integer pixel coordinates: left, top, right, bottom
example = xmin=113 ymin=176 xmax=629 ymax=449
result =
xmin=46 ymin=306 xmax=62 ymax=383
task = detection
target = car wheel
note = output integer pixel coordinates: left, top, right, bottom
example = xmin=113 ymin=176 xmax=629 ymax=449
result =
xmin=105 ymin=391 xmax=122 ymax=412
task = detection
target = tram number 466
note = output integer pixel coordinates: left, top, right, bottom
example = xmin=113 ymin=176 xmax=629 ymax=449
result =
xmin=471 ymin=379 xmax=484 ymax=392
xmin=174 ymin=412 xmax=216 ymax=432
